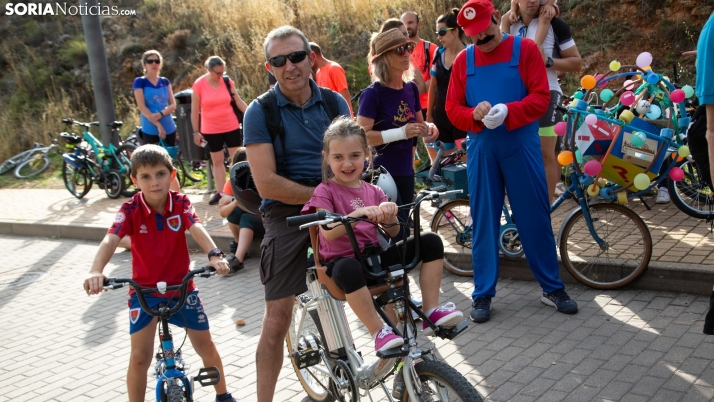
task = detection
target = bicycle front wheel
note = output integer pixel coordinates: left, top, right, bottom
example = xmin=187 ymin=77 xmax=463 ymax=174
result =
xmin=559 ymin=203 xmax=652 ymax=289
xmin=14 ymin=154 xmax=50 ymax=178
xmin=430 ymin=199 xmax=473 ymax=277
xmin=667 ymin=159 xmax=714 ymax=220
xmin=286 ymin=296 xmax=336 ymax=402
xmin=178 ymin=152 xmax=205 ymax=183
xmin=401 ymin=360 xmax=483 ymax=402
xmin=115 ymin=144 xmax=138 ymax=197
xmin=62 ymin=161 xmax=92 ymax=199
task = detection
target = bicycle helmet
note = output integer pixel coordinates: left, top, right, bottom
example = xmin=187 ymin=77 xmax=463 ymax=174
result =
xmin=362 ymin=165 xmax=398 ymax=202
xmin=229 ymin=161 xmax=262 ymax=215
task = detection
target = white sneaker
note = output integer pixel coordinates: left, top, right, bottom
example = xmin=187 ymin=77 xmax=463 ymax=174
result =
xmin=656 ymin=187 xmax=670 ymax=204
xmin=554 ymin=182 xmax=567 ymax=196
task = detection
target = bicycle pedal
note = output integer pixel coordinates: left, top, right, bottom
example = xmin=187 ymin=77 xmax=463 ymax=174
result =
xmin=433 ymin=319 xmax=469 ymax=340
xmin=376 ymin=343 xmax=409 ymax=360
xmin=193 ymin=366 xmax=220 ymax=386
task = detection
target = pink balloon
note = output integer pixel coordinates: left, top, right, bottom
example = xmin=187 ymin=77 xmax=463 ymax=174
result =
xmin=584 ymin=114 xmax=598 ymax=126
xmin=583 ymin=160 xmax=603 ymax=176
xmin=594 ymin=73 xmax=607 ymax=88
xmin=554 ymin=121 xmax=567 ymax=136
xmin=623 ymin=80 xmax=635 ymax=91
xmin=670 ymin=89 xmax=685 ymax=103
xmin=621 ymin=91 xmax=635 ymax=107
xmin=669 ymin=166 xmax=684 ymax=181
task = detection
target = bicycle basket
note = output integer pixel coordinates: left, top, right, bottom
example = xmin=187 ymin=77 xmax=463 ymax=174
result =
xmin=159 ymin=139 xmax=179 ymax=159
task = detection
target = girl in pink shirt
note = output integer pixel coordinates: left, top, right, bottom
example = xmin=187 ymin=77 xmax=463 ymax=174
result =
xmin=191 ymin=56 xmax=248 ymax=204
xmin=302 ymin=117 xmax=462 ymax=353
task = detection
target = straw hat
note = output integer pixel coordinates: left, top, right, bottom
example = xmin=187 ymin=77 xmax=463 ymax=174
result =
xmin=371 ymin=28 xmax=415 ymax=62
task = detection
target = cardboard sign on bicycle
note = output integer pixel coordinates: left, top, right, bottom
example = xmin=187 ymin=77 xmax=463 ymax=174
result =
xmin=609 ymin=117 xmax=667 ymax=172
xmin=574 ymin=120 xmax=617 ymax=156
xmin=600 ymin=155 xmax=658 ymax=188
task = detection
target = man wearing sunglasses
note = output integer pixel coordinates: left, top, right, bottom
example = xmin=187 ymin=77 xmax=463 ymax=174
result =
xmin=242 ymin=25 xmax=350 ymax=402
xmin=401 ymin=11 xmax=437 ymax=118
xmin=446 ymin=0 xmax=578 ymax=324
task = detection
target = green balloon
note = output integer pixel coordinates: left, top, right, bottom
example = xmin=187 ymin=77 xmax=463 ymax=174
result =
xmin=683 ymin=85 xmax=695 ymax=99
xmin=631 ymin=132 xmax=646 ymax=147
xmin=600 ymin=89 xmax=614 ymax=102
xmin=573 ymin=91 xmax=584 ymax=100
xmin=633 ymin=173 xmax=650 ymax=190
xmin=575 ymin=149 xmax=583 ymax=163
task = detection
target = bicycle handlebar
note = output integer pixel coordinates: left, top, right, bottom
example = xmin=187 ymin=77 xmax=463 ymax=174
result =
xmin=286 ymin=210 xmax=327 ymax=228
xmin=103 ymin=267 xmax=216 ymax=317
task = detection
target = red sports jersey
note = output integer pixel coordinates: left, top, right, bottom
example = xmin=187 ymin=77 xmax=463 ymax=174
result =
xmin=108 ymin=191 xmax=200 ymax=293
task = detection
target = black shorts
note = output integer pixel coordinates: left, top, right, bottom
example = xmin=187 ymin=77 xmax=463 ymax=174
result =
xmin=203 ymin=129 xmax=242 ymax=153
xmin=433 ymin=107 xmax=466 ymax=144
xmin=259 ymin=204 xmax=310 ymax=301
xmin=140 ymin=131 xmax=177 ymax=146
xmin=538 ymin=91 xmax=564 ymax=129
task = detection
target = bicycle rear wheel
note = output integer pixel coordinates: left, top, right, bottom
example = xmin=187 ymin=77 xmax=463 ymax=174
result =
xmin=667 ymin=159 xmax=714 ymax=220
xmin=401 ymin=360 xmax=483 ymax=401
xmin=286 ymin=295 xmax=336 ymax=402
xmin=430 ymin=199 xmax=473 ymax=277
xmin=62 ymin=161 xmax=92 ymax=199
xmin=559 ymin=203 xmax=652 ymax=289
xmin=14 ymin=154 xmax=50 ymax=178
xmin=115 ymin=144 xmax=138 ymax=197
xmin=177 ymin=152 xmax=205 ymax=183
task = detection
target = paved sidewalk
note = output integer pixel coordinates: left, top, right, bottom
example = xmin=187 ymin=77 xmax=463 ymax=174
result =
xmin=2 ymin=235 xmax=714 ymax=401
xmin=1 ymin=189 xmax=713 ymax=294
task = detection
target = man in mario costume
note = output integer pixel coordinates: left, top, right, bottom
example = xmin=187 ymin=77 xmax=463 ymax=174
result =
xmin=446 ymin=0 xmax=578 ymax=323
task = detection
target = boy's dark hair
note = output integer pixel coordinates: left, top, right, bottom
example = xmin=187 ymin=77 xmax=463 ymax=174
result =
xmin=232 ymin=147 xmax=247 ymax=166
xmin=130 ymin=144 xmax=174 ymax=178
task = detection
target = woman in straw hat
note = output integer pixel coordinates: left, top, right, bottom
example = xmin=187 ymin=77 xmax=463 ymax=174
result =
xmin=357 ymin=28 xmax=439 ymax=237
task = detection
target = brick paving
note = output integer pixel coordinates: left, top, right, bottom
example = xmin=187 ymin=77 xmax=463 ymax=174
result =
xmin=2 ymin=234 xmax=714 ymax=401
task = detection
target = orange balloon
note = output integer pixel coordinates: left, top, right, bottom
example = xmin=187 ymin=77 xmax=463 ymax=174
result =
xmin=558 ymin=151 xmax=574 ymax=165
xmin=581 ymin=75 xmax=597 ymax=90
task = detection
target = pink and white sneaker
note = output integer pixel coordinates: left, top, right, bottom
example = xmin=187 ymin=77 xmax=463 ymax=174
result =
xmin=374 ymin=324 xmax=404 ymax=352
xmin=423 ymin=302 xmax=464 ymax=336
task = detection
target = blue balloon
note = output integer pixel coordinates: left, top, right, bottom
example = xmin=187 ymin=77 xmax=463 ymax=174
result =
xmin=646 ymin=104 xmax=662 ymax=119
xmin=646 ymin=73 xmax=659 ymax=85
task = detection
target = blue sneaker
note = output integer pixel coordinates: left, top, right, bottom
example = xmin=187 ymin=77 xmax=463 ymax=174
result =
xmin=470 ymin=297 xmax=491 ymax=323
xmin=541 ymin=289 xmax=578 ymax=314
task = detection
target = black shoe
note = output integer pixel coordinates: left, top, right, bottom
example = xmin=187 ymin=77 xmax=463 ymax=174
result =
xmin=541 ymin=289 xmax=578 ymax=314
xmin=229 ymin=241 xmax=237 ymax=255
xmin=470 ymin=297 xmax=492 ymax=323
xmin=208 ymin=192 xmax=222 ymax=205
xmin=225 ymin=257 xmax=244 ymax=276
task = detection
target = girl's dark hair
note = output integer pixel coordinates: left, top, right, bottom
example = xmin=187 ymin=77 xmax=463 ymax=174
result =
xmin=321 ymin=117 xmax=374 ymax=183
xmin=437 ymin=8 xmax=465 ymax=40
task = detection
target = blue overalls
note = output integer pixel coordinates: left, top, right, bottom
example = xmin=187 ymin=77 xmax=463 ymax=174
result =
xmin=464 ymin=36 xmax=565 ymax=300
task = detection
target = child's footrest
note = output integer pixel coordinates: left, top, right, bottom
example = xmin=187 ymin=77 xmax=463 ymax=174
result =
xmin=376 ymin=343 xmax=410 ymax=359
xmin=434 ymin=320 xmax=469 ymax=340
xmin=375 ymin=286 xmax=406 ymax=306
xmin=193 ymin=366 xmax=220 ymax=386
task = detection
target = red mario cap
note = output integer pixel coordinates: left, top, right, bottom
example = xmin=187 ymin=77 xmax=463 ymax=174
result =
xmin=457 ymin=0 xmax=496 ymax=36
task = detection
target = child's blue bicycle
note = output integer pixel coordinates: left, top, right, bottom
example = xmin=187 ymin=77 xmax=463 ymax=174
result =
xmin=103 ymin=267 xmax=221 ymax=402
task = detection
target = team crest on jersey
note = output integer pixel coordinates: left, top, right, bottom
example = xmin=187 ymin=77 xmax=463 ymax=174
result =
xmin=186 ymin=294 xmax=198 ymax=306
xmin=140 ymin=224 xmax=148 ymax=234
xmin=129 ymin=308 xmax=141 ymax=324
xmin=114 ymin=212 xmax=126 ymax=223
xmin=167 ymin=215 xmax=181 ymax=232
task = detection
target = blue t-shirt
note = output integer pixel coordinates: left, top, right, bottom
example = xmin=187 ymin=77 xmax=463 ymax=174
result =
xmin=132 ymin=76 xmax=177 ymax=136
xmin=357 ymin=81 xmax=420 ymax=176
xmin=243 ymin=79 xmax=350 ymax=211
xmin=697 ymin=13 xmax=714 ymax=105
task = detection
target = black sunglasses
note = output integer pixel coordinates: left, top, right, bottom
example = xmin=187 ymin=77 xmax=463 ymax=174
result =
xmin=394 ymin=43 xmax=415 ymax=56
xmin=268 ymin=51 xmax=308 ymax=67
xmin=144 ymin=59 xmax=161 ymax=64
xmin=436 ymin=27 xmax=455 ymax=36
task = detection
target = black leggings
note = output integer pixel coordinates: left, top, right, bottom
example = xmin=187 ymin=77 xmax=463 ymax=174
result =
xmin=327 ymin=232 xmax=443 ymax=294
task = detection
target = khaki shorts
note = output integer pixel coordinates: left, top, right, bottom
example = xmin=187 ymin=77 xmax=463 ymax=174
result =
xmin=260 ymin=204 xmax=310 ymax=301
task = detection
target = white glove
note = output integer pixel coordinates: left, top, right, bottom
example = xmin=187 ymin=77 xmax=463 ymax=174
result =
xmin=482 ymin=103 xmax=508 ymax=129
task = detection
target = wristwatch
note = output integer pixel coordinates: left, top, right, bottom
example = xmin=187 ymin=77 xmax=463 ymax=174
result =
xmin=545 ymin=57 xmax=554 ymax=68
xmin=208 ymin=248 xmax=224 ymax=259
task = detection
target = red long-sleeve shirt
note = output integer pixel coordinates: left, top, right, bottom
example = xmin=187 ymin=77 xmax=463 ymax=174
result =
xmin=446 ymin=36 xmax=550 ymax=134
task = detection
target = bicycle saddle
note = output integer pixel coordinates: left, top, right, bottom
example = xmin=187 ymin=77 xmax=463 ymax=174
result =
xmin=107 ymin=121 xmax=123 ymax=128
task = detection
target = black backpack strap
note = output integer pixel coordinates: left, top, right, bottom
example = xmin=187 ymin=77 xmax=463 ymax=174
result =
xmin=257 ymin=89 xmax=288 ymax=177
xmin=318 ymin=87 xmax=341 ymax=123
xmin=423 ymin=41 xmax=431 ymax=73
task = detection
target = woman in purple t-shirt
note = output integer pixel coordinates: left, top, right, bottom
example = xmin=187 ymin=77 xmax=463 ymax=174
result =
xmin=357 ymin=28 xmax=438 ymax=233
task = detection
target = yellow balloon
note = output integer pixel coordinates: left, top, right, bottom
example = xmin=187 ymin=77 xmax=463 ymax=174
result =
xmin=609 ymin=61 xmax=621 ymax=71
xmin=587 ymin=184 xmax=599 ymax=196
xmin=557 ymin=151 xmax=574 ymax=166
xmin=643 ymin=65 xmax=652 ymax=71
xmin=597 ymin=178 xmax=608 ymax=188
xmin=581 ymin=75 xmax=597 ymax=90
xmin=619 ymin=110 xmax=635 ymax=123
xmin=633 ymin=173 xmax=650 ymax=190
xmin=678 ymin=145 xmax=691 ymax=158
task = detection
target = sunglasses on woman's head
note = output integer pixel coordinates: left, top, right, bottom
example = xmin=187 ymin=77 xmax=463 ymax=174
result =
xmin=144 ymin=59 xmax=160 ymax=64
xmin=394 ymin=43 xmax=415 ymax=56
xmin=436 ymin=27 xmax=455 ymax=36
xmin=268 ymin=50 xmax=308 ymax=67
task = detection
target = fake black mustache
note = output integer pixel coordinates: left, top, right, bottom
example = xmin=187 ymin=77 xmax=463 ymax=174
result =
xmin=476 ymin=35 xmax=495 ymax=45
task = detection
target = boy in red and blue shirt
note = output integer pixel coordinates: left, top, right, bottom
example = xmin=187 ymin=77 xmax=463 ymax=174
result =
xmin=83 ymin=144 xmax=237 ymax=402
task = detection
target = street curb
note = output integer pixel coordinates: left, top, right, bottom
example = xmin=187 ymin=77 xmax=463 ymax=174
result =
xmin=3 ymin=220 xmax=713 ymax=295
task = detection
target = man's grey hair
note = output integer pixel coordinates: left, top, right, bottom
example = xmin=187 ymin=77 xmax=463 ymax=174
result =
xmin=263 ymin=26 xmax=310 ymax=61
xmin=205 ymin=56 xmax=226 ymax=71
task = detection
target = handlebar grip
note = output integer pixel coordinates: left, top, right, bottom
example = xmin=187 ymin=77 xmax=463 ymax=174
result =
xmin=286 ymin=210 xmax=326 ymax=228
xmin=555 ymin=104 xmax=568 ymax=114
xmin=61 ymin=118 xmax=73 ymax=124
xmin=431 ymin=185 xmax=448 ymax=192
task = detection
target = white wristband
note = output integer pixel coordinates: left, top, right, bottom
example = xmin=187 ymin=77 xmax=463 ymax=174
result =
xmin=381 ymin=126 xmax=407 ymax=144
